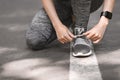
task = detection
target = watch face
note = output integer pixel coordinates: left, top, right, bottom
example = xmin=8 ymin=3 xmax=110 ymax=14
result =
xmin=105 ymin=11 xmax=112 ymax=19
xmin=101 ymin=11 xmax=112 ymax=19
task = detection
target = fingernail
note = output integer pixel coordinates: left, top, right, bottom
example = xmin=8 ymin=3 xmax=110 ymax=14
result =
xmin=83 ymin=33 xmax=85 ymax=35
xmin=74 ymin=36 xmax=77 ymax=38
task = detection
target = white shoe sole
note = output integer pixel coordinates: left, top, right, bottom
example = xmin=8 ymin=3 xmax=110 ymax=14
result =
xmin=72 ymin=40 xmax=94 ymax=57
xmin=72 ymin=49 xmax=93 ymax=57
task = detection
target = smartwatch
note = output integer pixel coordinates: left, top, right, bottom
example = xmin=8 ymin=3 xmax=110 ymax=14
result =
xmin=100 ymin=11 xmax=112 ymax=20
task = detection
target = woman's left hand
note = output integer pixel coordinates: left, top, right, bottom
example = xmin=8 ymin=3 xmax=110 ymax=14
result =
xmin=83 ymin=16 xmax=109 ymax=44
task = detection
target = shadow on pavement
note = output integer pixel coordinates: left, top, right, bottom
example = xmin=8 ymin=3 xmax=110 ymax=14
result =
xmin=0 ymin=0 xmax=120 ymax=80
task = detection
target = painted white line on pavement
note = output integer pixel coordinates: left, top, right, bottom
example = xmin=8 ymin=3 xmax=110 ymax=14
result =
xmin=69 ymin=43 xmax=103 ymax=80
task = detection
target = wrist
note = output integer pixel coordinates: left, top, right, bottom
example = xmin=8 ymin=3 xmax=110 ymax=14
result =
xmin=52 ymin=21 xmax=63 ymax=29
xmin=99 ymin=16 xmax=109 ymax=26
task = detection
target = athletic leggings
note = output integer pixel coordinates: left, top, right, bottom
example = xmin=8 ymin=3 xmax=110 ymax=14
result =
xmin=25 ymin=0 xmax=103 ymax=50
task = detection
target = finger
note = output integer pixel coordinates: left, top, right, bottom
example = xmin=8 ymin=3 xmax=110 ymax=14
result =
xmin=93 ymin=39 xmax=101 ymax=44
xmin=64 ymin=33 xmax=73 ymax=42
xmin=65 ymin=34 xmax=73 ymax=42
xmin=62 ymin=37 xmax=68 ymax=43
xmin=86 ymin=33 xmax=94 ymax=39
xmin=58 ymin=39 xmax=64 ymax=44
xmin=59 ymin=36 xmax=67 ymax=44
xmin=89 ymin=34 xmax=96 ymax=40
xmin=68 ymin=31 xmax=76 ymax=38
xmin=94 ymin=34 xmax=99 ymax=38
xmin=90 ymin=34 xmax=100 ymax=40
xmin=92 ymin=34 xmax=101 ymax=41
xmin=83 ymin=31 xmax=90 ymax=36
xmin=62 ymin=34 xmax=70 ymax=43
xmin=92 ymin=37 xmax=99 ymax=41
xmin=61 ymin=41 xmax=64 ymax=44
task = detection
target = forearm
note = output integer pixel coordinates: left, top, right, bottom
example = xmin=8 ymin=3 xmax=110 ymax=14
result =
xmin=41 ymin=0 xmax=62 ymax=29
xmin=103 ymin=0 xmax=115 ymax=12
xmin=99 ymin=0 xmax=115 ymax=25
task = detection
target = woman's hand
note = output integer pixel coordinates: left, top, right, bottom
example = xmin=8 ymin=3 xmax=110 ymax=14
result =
xmin=42 ymin=0 xmax=75 ymax=44
xmin=83 ymin=16 xmax=109 ymax=44
xmin=83 ymin=0 xmax=115 ymax=44
xmin=55 ymin=24 xmax=75 ymax=44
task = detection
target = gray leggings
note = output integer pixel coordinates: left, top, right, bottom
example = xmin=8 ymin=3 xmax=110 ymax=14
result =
xmin=25 ymin=0 xmax=103 ymax=50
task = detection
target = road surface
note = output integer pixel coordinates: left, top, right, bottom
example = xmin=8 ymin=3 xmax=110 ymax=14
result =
xmin=0 ymin=0 xmax=120 ymax=80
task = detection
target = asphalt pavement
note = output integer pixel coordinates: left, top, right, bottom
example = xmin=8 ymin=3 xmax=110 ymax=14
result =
xmin=0 ymin=0 xmax=120 ymax=80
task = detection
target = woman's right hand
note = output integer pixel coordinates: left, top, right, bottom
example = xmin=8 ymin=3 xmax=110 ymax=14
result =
xmin=55 ymin=24 xmax=76 ymax=44
xmin=42 ymin=0 xmax=75 ymax=44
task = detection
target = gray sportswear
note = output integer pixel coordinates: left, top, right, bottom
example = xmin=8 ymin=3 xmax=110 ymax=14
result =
xmin=25 ymin=0 xmax=103 ymax=50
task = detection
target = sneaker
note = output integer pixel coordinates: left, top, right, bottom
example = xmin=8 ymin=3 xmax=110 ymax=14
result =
xmin=72 ymin=27 xmax=94 ymax=57
xmin=72 ymin=36 xmax=93 ymax=57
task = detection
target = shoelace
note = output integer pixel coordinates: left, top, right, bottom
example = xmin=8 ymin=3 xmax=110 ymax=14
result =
xmin=75 ymin=34 xmax=84 ymax=38
xmin=74 ymin=27 xmax=85 ymax=35
xmin=74 ymin=26 xmax=85 ymax=38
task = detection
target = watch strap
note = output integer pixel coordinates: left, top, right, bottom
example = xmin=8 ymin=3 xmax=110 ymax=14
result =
xmin=100 ymin=11 xmax=112 ymax=19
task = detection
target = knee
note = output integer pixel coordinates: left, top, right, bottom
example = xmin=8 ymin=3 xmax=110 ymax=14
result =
xmin=25 ymin=26 xmax=48 ymax=50
xmin=26 ymin=38 xmax=47 ymax=51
